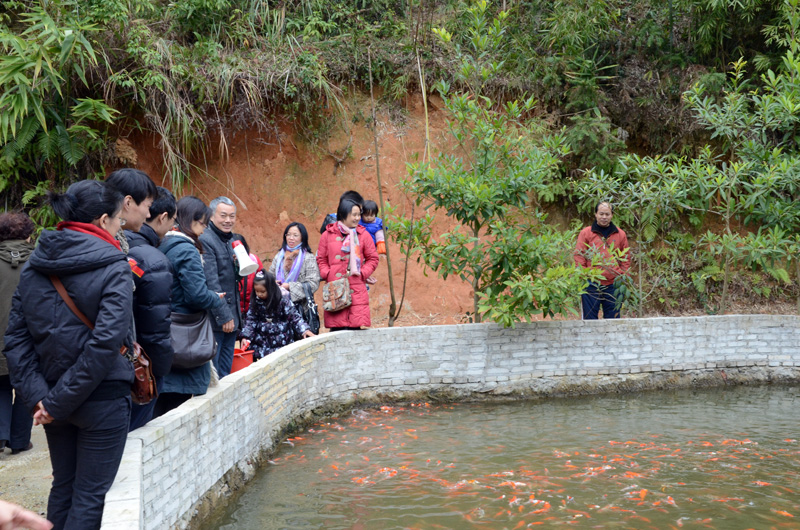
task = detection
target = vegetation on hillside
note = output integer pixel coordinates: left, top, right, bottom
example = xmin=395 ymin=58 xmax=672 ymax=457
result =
xmin=1 ymin=0 xmax=800 ymax=321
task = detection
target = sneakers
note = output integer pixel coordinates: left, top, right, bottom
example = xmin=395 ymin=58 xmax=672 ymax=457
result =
xmin=10 ymin=442 xmax=33 ymax=455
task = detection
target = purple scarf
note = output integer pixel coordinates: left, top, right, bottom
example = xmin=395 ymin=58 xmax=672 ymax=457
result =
xmin=275 ymin=247 xmax=305 ymax=283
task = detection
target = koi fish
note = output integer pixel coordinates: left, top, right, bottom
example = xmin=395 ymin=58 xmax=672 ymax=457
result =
xmin=377 ymin=467 xmax=397 ymax=477
xmin=528 ymin=501 xmax=551 ymax=514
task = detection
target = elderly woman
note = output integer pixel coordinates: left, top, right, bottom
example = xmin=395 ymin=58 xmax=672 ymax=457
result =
xmin=316 ymin=198 xmax=379 ymax=331
xmin=4 ymin=180 xmax=133 ymax=530
xmin=0 ymin=212 xmax=36 ymax=455
xmin=268 ymin=223 xmax=320 ymax=327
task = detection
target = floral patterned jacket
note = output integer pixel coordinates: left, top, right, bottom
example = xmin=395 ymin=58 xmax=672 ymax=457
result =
xmin=240 ymin=293 xmax=309 ymax=360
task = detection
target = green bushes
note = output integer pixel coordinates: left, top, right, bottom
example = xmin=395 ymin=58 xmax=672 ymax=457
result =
xmin=0 ymin=0 xmax=116 ymax=225
xmin=2 ymin=0 xmax=800 ymax=319
xmin=393 ymin=2 xmax=596 ymax=325
xmin=578 ymin=37 xmax=800 ymax=315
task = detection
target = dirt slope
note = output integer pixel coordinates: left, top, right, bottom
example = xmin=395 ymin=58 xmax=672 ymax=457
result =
xmin=131 ymin=92 xmax=476 ymax=328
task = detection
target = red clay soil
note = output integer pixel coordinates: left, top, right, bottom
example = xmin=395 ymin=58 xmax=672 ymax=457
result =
xmin=129 ymin=91 xmax=476 ymax=329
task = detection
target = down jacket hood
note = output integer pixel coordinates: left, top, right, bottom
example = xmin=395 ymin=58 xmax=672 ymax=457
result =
xmin=29 ymin=228 xmax=126 ymax=275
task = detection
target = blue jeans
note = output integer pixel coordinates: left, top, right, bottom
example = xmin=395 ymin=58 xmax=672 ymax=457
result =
xmin=581 ymin=282 xmax=620 ymax=319
xmin=129 ymin=375 xmax=163 ymax=431
xmin=213 ymin=331 xmax=237 ymax=378
xmin=0 ymin=375 xmax=33 ymax=450
xmin=44 ymin=396 xmax=130 ymax=530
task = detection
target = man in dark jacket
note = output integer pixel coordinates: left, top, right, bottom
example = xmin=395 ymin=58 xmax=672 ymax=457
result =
xmin=199 ymin=196 xmax=241 ymax=378
xmin=126 ymin=187 xmax=176 ymax=430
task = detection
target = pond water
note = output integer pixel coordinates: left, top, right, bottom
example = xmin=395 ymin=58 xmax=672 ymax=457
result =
xmin=210 ymin=386 xmax=800 ymax=529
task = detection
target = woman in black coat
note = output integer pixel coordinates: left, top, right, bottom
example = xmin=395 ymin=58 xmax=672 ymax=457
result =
xmin=4 ymin=180 xmax=134 ymax=530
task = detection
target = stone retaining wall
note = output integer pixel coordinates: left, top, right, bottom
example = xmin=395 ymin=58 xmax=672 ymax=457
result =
xmin=100 ymin=315 xmax=800 ymax=530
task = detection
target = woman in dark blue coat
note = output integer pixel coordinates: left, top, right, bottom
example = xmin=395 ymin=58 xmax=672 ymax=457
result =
xmin=4 ymin=180 xmax=133 ymax=530
xmin=155 ymin=196 xmax=224 ymax=416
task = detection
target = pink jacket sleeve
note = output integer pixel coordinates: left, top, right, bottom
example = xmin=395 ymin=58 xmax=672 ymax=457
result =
xmin=316 ymin=232 xmax=331 ymax=281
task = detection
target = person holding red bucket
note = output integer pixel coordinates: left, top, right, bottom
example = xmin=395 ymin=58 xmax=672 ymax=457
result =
xmin=239 ymin=270 xmax=315 ymax=362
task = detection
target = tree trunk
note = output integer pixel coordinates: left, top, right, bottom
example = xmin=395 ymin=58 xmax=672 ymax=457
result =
xmin=638 ymin=246 xmax=643 ymax=318
xmin=368 ymin=49 xmax=399 ymax=326
xmin=472 ymin=223 xmax=481 ymax=323
xmin=473 ymin=277 xmax=481 ymax=323
xmin=720 ymin=254 xmax=730 ymax=315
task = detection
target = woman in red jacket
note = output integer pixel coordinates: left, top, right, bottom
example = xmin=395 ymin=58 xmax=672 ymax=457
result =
xmin=317 ymin=198 xmax=379 ymax=330
xmin=574 ymin=201 xmax=630 ymax=319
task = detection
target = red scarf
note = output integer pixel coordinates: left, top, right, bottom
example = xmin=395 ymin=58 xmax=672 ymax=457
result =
xmin=57 ymin=221 xmax=122 ymax=251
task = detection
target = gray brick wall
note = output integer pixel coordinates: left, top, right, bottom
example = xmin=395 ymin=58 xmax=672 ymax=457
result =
xmin=101 ymin=315 xmax=800 ymax=529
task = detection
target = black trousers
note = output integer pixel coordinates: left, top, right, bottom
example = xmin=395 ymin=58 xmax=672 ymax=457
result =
xmin=581 ymin=282 xmax=620 ymax=319
xmin=44 ymin=396 xmax=130 ymax=530
xmin=0 ymin=374 xmax=33 ymax=450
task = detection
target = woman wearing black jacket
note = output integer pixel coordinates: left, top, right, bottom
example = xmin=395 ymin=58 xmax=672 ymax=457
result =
xmin=4 ymin=180 xmax=133 ymax=530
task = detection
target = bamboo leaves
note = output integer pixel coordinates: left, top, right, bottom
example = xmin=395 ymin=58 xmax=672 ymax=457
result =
xmin=0 ymin=0 xmax=111 ymax=197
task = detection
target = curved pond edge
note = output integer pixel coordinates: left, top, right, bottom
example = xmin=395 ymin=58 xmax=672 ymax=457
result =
xmin=99 ymin=314 xmax=800 ymax=530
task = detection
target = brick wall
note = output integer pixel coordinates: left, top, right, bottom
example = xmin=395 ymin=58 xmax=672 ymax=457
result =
xmin=101 ymin=315 xmax=800 ymax=529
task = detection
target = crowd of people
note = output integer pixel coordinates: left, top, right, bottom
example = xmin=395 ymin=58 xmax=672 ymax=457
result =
xmin=0 ymin=170 xmax=385 ymax=530
xmin=0 ymin=168 xmax=631 ymax=529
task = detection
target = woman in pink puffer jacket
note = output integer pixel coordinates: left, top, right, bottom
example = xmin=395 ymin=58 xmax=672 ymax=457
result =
xmin=316 ymin=198 xmax=379 ymax=330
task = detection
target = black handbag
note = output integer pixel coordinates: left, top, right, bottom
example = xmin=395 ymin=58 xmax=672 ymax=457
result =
xmin=296 ymin=283 xmax=321 ymax=336
xmin=170 ymin=311 xmax=217 ymax=369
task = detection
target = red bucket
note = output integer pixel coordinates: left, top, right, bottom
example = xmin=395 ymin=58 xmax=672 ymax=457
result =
xmin=231 ymin=348 xmax=254 ymax=373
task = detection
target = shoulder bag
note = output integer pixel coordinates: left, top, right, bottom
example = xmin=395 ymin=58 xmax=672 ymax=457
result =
xmin=50 ymin=276 xmax=157 ymax=405
xmin=170 ymin=311 xmax=217 ymax=369
xmin=297 ymin=283 xmax=320 ymax=335
xmin=322 ymin=277 xmax=352 ymax=312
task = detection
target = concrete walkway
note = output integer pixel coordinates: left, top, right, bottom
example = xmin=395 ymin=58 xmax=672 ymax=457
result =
xmin=0 ymin=424 xmax=51 ymax=517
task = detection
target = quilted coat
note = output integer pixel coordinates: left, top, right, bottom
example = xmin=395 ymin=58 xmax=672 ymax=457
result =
xmin=4 ymin=228 xmax=134 ymax=420
xmin=158 ymin=232 xmax=224 ymax=395
xmin=316 ymin=223 xmax=379 ymax=329
xmin=126 ymin=225 xmax=174 ymax=377
xmin=240 ymin=293 xmax=309 ymax=360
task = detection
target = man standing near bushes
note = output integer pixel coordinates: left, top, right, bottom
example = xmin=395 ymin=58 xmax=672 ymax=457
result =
xmin=200 ymin=196 xmax=241 ymax=378
xmin=574 ymin=201 xmax=630 ymax=319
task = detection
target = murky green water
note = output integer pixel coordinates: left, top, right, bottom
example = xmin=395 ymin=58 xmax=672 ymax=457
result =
xmin=209 ymin=386 xmax=800 ymax=529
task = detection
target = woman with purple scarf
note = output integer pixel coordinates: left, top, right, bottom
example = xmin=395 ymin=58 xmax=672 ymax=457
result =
xmin=268 ymin=222 xmax=320 ymax=316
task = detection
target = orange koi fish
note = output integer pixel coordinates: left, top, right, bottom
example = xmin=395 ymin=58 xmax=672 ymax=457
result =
xmin=528 ymin=500 xmax=551 ymax=514
xmin=377 ymin=467 xmax=397 ymax=477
